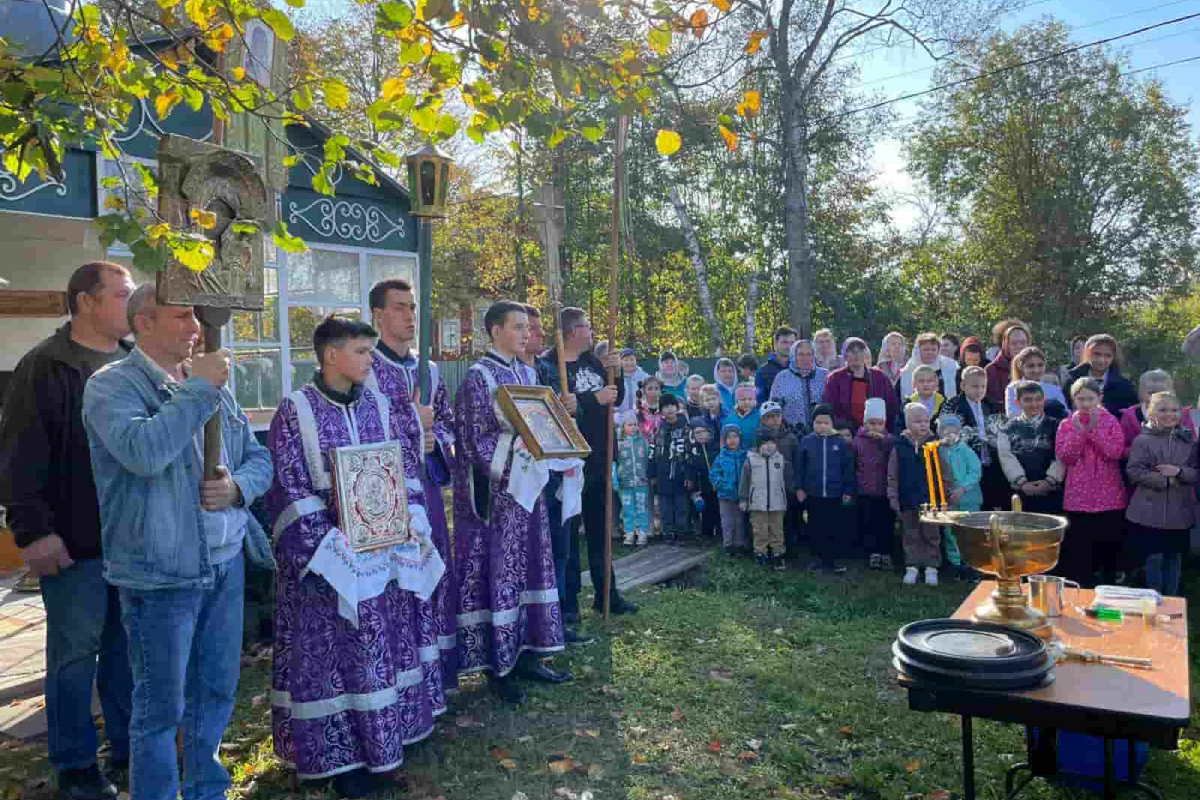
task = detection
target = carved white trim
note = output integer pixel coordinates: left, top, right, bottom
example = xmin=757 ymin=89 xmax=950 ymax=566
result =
xmin=288 ymin=198 xmax=406 ymax=244
xmin=114 ymin=99 xmax=214 ymax=143
xmin=0 ymin=168 xmax=67 ymax=201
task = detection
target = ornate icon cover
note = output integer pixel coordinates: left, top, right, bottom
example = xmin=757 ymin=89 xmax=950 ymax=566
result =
xmin=331 ymin=441 xmax=412 ymax=552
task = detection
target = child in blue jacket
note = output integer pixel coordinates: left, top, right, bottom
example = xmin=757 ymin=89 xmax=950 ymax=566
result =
xmin=795 ymin=403 xmax=855 ymax=573
xmin=709 ymin=423 xmax=749 ymax=554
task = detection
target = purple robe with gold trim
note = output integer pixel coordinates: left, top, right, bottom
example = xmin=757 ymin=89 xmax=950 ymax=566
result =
xmin=266 ymin=383 xmax=445 ymax=779
xmin=453 ymin=352 xmax=563 ymax=677
xmin=368 ymin=347 xmax=459 ymax=687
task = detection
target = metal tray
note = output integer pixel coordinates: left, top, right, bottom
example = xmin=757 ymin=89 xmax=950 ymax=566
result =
xmin=896 ymin=619 xmax=1048 ymax=673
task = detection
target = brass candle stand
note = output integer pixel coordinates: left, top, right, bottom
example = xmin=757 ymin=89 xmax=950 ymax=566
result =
xmin=920 ymin=441 xmax=1069 ymax=638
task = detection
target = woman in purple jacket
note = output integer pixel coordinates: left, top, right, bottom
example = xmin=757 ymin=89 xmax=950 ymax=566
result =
xmin=823 ymin=338 xmax=900 ymax=433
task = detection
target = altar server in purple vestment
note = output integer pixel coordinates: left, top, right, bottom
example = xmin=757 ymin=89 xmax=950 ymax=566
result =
xmin=367 ymin=278 xmax=459 ymax=688
xmin=266 ymin=316 xmax=446 ymax=797
xmin=453 ymin=300 xmax=569 ymax=704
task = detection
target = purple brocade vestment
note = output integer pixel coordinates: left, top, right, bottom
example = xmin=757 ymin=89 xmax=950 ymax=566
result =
xmin=369 ymin=348 xmax=460 ymax=688
xmin=266 ymin=383 xmax=445 ymax=779
xmin=452 ymin=353 xmax=564 ymax=677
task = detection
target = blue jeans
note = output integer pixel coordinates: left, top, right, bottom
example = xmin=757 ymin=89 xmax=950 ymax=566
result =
xmin=40 ymin=558 xmax=132 ymax=770
xmin=546 ymin=486 xmax=581 ymax=618
xmin=119 ymin=551 xmax=244 ymax=800
xmin=1145 ymin=552 xmax=1182 ymax=597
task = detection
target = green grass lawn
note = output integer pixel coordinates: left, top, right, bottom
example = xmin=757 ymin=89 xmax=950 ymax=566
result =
xmin=3 ymin=550 xmax=1199 ymax=800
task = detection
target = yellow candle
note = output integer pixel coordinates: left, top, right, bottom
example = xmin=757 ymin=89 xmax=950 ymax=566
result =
xmin=932 ymin=442 xmax=948 ymax=509
xmin=924 ymin=444 xmax=936 ymax=507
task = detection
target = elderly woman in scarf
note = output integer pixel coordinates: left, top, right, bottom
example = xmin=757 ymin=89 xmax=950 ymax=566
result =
xmin=769 ymin=340 xmax=828 ymax=434
xmin=876 ymin=332 xmax=906 ymax=386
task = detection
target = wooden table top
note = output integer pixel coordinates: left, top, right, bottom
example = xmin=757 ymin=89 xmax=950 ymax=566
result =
xmin=927 ymin=582 xmax=1191 ymax=727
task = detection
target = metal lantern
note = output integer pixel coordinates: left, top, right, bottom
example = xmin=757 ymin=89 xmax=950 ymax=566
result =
xmin=405 ymin=143 xmax=452 ymax=218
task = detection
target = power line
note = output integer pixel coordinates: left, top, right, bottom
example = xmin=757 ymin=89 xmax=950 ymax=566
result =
xmin=821 ymin=11 xmax=1200 ymax=124
xmin=848 ymin=0 xmax=1200 ymax=90
xmin=884 ymin=50 xmax=1200 ymax=130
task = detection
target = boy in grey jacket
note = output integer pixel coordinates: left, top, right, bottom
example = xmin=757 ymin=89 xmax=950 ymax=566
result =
xmin=740 ymin=427 xmax=794 ymax=569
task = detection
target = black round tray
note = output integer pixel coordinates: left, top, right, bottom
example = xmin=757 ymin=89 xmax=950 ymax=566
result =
xmin=893 ymin=656 xmax=1055 ymax=691
xmin=896 ymin=619 xmax=1048 ymax=673
xmin=892 ymin=642 xmax=1053 ymax=689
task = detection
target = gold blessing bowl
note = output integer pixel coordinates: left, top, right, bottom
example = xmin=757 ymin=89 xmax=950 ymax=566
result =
xmin=927 ymin=510 xmax=1069 ymax=636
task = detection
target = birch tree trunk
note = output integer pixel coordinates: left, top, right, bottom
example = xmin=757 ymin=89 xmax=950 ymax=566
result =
xmin=668 ymin=186 xmax=725 ymax=356
xmin=743 ymin=267 xmax=760 ymax=354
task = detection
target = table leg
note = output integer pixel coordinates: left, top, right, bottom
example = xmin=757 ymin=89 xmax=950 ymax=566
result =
xmin=962 ymin=715 xmax=975 ymax=800
xmin=1104 ymin=737 xmax=1116 ymax=800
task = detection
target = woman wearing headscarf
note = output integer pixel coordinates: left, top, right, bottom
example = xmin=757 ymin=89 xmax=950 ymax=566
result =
xmin=712 ymin=356 xmax=738 ymax=419
xmin=985 ymin=320 xmax=1031 ymax=405
xmin=876 ymin=332 xmax=907 ymax=386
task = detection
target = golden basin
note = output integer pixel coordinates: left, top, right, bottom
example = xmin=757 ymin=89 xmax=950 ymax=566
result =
xmin=928 ymin=509 xmax=1069 ymax=637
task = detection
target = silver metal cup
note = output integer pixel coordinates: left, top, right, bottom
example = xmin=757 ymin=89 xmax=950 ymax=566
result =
xmin=1027 ymin=575 xmax=1080 ymax=618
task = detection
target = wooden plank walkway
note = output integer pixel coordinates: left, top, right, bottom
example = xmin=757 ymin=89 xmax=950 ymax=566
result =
xmin=580 ymin=544 xmax=712 ymax=592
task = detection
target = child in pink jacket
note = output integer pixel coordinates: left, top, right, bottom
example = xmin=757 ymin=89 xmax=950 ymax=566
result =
xmin=1055 ymin=377 xmax=1128 ymax=586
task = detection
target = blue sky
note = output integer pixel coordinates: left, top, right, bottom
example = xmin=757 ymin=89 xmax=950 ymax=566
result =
xmin=862 ymin=0 xmax=1200 ymax=228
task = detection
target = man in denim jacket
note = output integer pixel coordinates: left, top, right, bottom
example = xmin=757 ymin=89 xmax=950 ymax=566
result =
xmin=82 ymin=285 xmax=274 ymax=800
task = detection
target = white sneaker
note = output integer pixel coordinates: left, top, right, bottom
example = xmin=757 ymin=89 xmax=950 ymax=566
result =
xmin=636 ymin=530 xmax=648 ymax=546
xmin=903 ymin=567 xmax=918 ymax=585
xmin=925 ymin=567 xmax=939 ymax=586
xmin=623 ymin=531 xmax=635 ymax=546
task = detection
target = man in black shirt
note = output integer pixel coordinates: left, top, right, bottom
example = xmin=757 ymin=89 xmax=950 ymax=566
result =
xmin=0 ymin=262 xmax=135 ymax=799
xmin=540 ymin=307 xmax=637 ymax=616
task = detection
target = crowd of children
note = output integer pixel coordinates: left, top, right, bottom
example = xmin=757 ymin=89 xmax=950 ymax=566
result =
xmin=610 ymin=324 xmax=1198 ymax=595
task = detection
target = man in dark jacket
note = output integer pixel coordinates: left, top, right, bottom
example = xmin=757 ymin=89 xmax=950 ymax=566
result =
xmin=0 ymin=262 xmax=134 ymax=799
xmin=541 ymin=307 xmax=637 ymax=615
xmin=1066 ymin=334 xmax=1138 ymax=416
xmin=755 ymin=326 xmax=796 ymax=403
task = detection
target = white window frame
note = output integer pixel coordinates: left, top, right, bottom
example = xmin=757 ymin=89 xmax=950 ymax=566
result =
xmin=225 ymin=241 xmax=419 ymax=429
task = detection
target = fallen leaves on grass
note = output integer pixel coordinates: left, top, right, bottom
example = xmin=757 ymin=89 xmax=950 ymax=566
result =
xmin=632 ymin=754 xmax=648 ymax=764
xmin=926 ymin=791 xmax=951 ymax=800
xmin=838 ymin=726 xmax=854 ymax=739
xmin=738 ymin=750 xmax=758 ymax=763
xmin=707 ymin=739 xmax=721 ymax=753
xmin=490 ymin=746 xmax=511 ymax=761
xmin=498 ymin=759 xmax=517 ymax=771
xmin=671 ymin=707 xmax=684 ymax=721
xmin=905 ymin=759 xmax=923 ymax=773
xmin=547 ymin=754 xmax=578 ymax=775
xmin=587 ymin=764 xmax=605 ymax=779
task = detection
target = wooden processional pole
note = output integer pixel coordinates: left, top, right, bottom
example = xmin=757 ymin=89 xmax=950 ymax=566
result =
xmin=603 ymin=116 xmax=629 ymax=620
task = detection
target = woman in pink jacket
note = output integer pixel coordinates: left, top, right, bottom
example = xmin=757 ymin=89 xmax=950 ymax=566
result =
xmin=1054 ymin=377 xmax=1129 ymax=586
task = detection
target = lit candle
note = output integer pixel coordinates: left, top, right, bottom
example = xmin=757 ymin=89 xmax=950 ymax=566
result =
xmin=924 ymin=444 xmax=936 ymax=508
xmin=932 ymin=442 xmax=948 ymax=509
